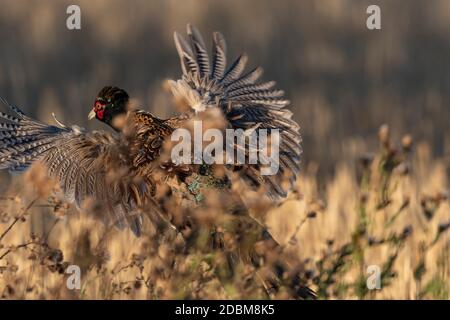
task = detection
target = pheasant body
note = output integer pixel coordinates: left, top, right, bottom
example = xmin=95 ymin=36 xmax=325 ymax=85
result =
xmin=0 ymin=24 xmax=315 ymax=298
xmin=0 ymin=24 xmax=302 ymax=239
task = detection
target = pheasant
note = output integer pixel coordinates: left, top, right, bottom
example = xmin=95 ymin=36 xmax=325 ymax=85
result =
xmin=0 ymin=24 xmax=310 ymax=298
xmin=0 ymin=23 xmax=301 ymax=235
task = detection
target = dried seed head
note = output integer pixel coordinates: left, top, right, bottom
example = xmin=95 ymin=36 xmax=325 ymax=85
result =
xmin=378 ymin=124 xmax=390 ymax=146
xmin=359 ymin=154 xmax=374 ymax=169
xmin=306 ymin=211 xmax=317 ymax=219
xmin=401 ymin=134 xmax=413 ymax=152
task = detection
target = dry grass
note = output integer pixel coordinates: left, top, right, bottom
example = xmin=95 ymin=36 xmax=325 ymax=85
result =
xmin=0 ymin=126 xmax=448 ymax=300
xmin=1 ymin=0 xmax=450 ymax=173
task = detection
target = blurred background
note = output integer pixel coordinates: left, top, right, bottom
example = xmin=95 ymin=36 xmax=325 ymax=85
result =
xmin=0 ymin=0 xmax=449 ymax=180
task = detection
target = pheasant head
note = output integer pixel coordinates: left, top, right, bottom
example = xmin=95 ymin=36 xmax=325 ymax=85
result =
xmin=89 ymin=86 xmax=129 ymax=131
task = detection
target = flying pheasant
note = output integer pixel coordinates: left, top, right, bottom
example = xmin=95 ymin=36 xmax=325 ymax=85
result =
xmin=0 ymin=24 xmax=302 ymax=239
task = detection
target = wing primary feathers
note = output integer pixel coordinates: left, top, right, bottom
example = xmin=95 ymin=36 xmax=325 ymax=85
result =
xmin=0 ymin=110 xmax=22 ymax=123
xmin=187 ymin=23 xmax=210 ymax=76
xmin=221 ymin=53 xmax=248 ymax=84
xmin=171 ymin=24 xmax=302 ymax=200
xmin=0 ymin=97 xmax=25 ymax=119
xmin=174 ymin=31 xmax=199 ymax=76
xmin=227 ymin=67 xmax=264 ymax=91
xmin=211 ymin=31 xmax=227 ymax=78
xmin=0 ymin=98 xmax=147 ymax=235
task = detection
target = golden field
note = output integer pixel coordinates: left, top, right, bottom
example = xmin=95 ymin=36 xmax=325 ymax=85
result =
xmin=0 ymin=0 xmax=449 ymax=299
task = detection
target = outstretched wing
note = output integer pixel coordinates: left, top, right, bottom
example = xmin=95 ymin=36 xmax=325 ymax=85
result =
xmin=0 ymin=99 xmax=145 ymax=236
xmin=168 ymin=24 xmax=301 ymax=199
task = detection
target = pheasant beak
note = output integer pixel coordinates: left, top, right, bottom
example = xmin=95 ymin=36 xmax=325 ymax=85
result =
xmin=88 ymin=109 xmax=96 ymax=120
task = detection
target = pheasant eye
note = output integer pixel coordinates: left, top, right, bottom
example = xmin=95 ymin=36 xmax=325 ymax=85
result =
xmin=94 ymin=101 xmax=104 ymax=111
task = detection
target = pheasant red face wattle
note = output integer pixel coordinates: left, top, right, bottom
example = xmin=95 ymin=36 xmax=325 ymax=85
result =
xmin=93 ymin=101 xmax=105 ymax=120
xmin=96 ymin=108 xmax=104 ymax=120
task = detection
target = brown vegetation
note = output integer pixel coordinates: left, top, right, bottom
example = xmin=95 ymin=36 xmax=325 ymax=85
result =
xmin=0 ymin=126 xmax=448 ymax=299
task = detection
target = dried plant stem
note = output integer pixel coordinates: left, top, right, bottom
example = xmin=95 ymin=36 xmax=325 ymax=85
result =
xmin=0 ymin=216 xmax=21 ymax=243
xmin=0 ymin=241 xmax=34 ymax=260
xmin=0 ymin=198 xmax=37 ymax=243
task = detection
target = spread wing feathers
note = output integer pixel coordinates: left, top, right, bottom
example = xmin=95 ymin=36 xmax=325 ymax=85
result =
xmin=0 ymin=99 xmax=144 ymax=236
xmin=169 ymin=24 xmax=302 ymax=199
